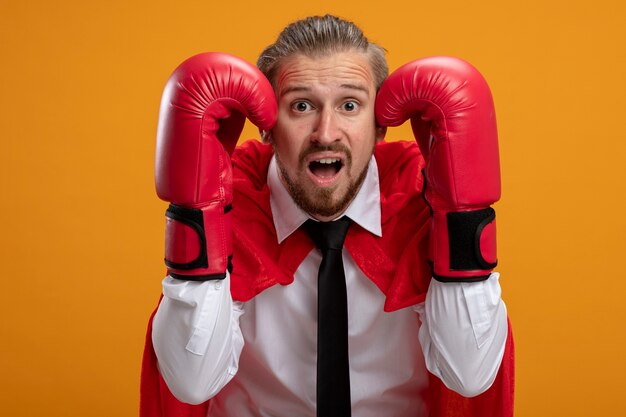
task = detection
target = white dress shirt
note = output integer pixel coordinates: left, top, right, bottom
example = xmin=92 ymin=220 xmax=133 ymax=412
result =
xmin=152 ymin=155 xmax=508 ymax=417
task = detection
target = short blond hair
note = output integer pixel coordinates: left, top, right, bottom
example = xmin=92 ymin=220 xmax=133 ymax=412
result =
xmin=257 ymin=15 xmax=388 ymax=90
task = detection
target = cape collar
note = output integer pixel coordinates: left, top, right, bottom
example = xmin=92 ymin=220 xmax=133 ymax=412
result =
xmin=230 ymin=139 xmax=432 ymax=311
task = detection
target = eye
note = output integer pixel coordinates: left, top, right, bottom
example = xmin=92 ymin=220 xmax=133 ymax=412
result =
xmin=342 ymin=101 xmax=359 ymax=112
xmin=292 ymin=101 xmax=313 ymax=112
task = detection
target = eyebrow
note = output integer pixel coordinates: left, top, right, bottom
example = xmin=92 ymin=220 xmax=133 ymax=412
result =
xmin=279 ymin=83 xmax=370 ymax=97
xmin=340 ymin=83 xmax=370 ymax=94
xmin=279 ymin=85 xmax=311 ymax=96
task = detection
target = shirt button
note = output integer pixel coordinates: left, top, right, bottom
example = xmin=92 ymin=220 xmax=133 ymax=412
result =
xmin=215 ymin=282 xmax=222 ymax=290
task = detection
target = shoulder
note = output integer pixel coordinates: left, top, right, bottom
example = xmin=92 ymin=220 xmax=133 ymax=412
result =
xmin=374 ymin=140 xmax=425 ymax=197
xmin=374 ymin=140 xmax=423 ymax=169
xmin=232 ymin=139 xmax=274 ymax=189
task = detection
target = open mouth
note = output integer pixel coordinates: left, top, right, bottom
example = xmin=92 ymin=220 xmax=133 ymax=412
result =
xmin=307 ymin=157 xmax=344 ymax=184
xmin=309 ymin=158 xmax=343 ymax=178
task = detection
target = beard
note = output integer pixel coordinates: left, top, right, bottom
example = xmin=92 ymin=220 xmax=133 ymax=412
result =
xmin=274 ymin=142 xmax=372 ymax=219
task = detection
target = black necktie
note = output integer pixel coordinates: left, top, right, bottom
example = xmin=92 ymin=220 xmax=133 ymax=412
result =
xmin=304 ymin=217 xmax=352 ymax=417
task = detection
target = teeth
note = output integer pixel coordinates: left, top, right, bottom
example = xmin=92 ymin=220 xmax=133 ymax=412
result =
xmin=316 ymin=158 xmax=339 ymax=164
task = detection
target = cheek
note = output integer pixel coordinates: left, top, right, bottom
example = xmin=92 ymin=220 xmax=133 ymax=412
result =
xmin=349 ymin=134 xmax=376 ymax=171
xmin=273 ymin=124 xmax=308 ymax=164
xmin=273 ymin=138 xmax=301 ymax=173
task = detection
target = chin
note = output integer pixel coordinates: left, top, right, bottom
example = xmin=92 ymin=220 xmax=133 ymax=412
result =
xmin=301 ymin=188 xmax=352 ymax=219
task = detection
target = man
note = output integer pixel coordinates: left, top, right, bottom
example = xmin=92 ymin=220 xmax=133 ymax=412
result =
xmin=141 ymin=15 xmax=514 ymax=417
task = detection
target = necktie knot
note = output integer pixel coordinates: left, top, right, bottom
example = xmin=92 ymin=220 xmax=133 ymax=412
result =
xmin=305 ymin=217 xmax=352 ymax=251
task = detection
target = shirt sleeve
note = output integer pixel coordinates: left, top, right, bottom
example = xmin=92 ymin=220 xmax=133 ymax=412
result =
xmin=414 ymin=272 xmax=508 ymax=398
xmin=151 ymin=272 xmax=245 ymax=405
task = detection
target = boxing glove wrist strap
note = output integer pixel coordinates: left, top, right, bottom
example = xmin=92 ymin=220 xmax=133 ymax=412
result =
xmin=164 ymin=203 xmax=233 ymax=281
xmin=431 ymin=207 xmax=497 ymax=283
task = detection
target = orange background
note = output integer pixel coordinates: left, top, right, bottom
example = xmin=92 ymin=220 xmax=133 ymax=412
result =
xmin=1 ymin=0 xmax=624 ymax=416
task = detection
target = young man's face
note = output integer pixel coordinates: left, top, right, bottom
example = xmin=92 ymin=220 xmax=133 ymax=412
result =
xmin=270 ymin=50 xmax=384 ymax=221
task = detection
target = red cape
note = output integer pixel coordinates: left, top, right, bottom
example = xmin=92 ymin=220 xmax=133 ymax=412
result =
xmin=140 ymin=140 xmax=514 ymax=416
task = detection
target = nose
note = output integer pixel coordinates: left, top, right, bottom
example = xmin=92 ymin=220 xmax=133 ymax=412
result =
xmin=311 ymin=108 xmax=341 ymax=145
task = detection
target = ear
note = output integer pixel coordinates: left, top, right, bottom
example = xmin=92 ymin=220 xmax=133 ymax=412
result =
xmin=375 ymin=125 xmax=386 ymax=142
xmin=260 ymin=129 xmax=272 ymax=144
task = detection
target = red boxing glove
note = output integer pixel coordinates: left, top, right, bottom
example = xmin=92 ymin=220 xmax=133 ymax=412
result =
xmin=155 ymin=52 xmax=277 ymax=280
xmin=376 ymin=57 xmax=500 ymax=281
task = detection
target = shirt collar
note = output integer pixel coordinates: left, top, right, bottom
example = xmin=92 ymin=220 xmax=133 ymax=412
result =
xmin=268 ymin=155 xmax=382 ymax=243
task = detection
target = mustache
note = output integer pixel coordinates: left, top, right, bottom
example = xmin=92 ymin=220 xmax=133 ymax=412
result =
xmin=298 ymin=143 xmax=352 ymax=166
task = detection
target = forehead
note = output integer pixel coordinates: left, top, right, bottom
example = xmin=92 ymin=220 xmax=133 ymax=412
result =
xmin=275 ymin=51 xmax=375 ymax=97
